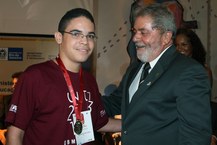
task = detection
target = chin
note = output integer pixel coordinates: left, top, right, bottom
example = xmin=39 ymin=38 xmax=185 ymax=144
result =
xmin=138 ymin=55 xmax=148 ymax=62
xmin=79 ymin=57 xmax=89 ymax=63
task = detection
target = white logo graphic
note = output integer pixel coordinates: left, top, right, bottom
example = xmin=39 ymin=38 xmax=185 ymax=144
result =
xmin=9 ymin=104 xmax=17 ymax=113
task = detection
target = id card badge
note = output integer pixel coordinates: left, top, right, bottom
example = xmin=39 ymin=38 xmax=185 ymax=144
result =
xmin=73 ymin=110 xmax=95 ymax=145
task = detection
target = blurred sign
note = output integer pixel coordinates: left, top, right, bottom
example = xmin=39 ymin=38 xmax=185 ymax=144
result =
xmin=0 ymin=48 xmax=23 ymax=61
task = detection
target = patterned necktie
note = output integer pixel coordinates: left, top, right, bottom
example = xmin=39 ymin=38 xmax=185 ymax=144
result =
xmin=139 ymin=62 xmax=150 ymax=85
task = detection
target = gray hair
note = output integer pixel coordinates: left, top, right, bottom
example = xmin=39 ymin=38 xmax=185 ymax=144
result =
xmin=135 ymin=3 xmax=176 ymax=39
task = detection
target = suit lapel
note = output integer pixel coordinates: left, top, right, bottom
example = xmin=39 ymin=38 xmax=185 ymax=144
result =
xmin=127 ymin=45 xmax=178 ymax=110
xmin=126 ymin=62 xmax=143 ymax=88
xmin=122 ymin=61 xmax=142 ymax=114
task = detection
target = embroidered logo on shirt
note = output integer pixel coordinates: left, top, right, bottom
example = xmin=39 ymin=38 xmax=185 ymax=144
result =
xmin=9 ymin=104 xmax=17 ymax=113
xmin=100 ymin=110 xmax=106 ymax=117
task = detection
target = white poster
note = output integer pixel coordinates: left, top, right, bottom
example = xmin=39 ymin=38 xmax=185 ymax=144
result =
xmin=0 ymin=0 xmax=93 ymax=35
xmin=0 ymin=37 xmax=57 ymax=95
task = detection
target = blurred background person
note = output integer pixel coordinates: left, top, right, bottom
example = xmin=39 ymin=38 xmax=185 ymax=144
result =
xmin=0 ymin=71 xmax=23 ymax=129
xmin=3 ymin=71 xmax=23 ymax=126
xmin=175 ymin=28 xmax=216 ymax=145
xmin=175 ymin=28 xmax=213 ymax=84
xmin=0 ymin=71 xmax=23 ymax=145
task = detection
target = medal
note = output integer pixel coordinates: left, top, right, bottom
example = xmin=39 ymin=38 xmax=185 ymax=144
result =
xmin=74 ymin=120 xmax=83 ymax=135
xmin=56 ymin=56 xmax=84 ymax=135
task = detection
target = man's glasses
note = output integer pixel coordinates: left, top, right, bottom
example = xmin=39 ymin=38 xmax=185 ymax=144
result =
xmin=61 ymin=30 xmax=97 ymax=41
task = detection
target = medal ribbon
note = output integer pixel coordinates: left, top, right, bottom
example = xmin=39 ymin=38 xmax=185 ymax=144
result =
xmin=56 ymin=56 xmax=84 ymax=122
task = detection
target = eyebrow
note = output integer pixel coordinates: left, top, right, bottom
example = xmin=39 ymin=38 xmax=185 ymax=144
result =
xmin=69 ymin=29 xmax=96 ymax=35
xmin=138 ymin=28 xmax=146 ymax=31
xmin=134 ymin=27 xmax=153 ymax=32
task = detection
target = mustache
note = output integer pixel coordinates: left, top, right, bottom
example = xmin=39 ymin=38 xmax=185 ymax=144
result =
xmin=135 ymin=43 xmax=146 ymax=49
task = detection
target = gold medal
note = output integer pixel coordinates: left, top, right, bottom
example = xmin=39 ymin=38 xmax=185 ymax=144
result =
xmin=56 ymin=57 xmax=84 ymax=135
xmin=74 ymin=120 xmax=83 ymax=135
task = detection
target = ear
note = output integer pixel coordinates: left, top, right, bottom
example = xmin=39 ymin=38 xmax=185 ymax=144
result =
xmin=54 ymin=32 xmax=63 ymax=44
xmin=162 ymin=31 xmax=173 ymax=45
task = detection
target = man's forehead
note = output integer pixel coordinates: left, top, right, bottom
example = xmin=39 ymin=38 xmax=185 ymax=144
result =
xmin=66 ymin=17 xmax=94 ymax=31
xmin=135 ymin=15 xmax=153 ymax=23
xmin=134 ymin=17 xmax=153 ymax=29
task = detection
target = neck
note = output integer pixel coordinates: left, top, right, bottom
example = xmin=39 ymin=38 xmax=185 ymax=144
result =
xmin=55 ymin=56 xmax=81 ymax=73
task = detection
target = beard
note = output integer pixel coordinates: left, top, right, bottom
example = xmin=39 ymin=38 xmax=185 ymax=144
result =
xmin=136 ymin=44 xmax=152 ymax=62
xmin=136 ymin=42 xmax=162 ymax=63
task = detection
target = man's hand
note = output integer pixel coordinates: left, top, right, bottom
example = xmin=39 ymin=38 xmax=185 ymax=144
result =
xmin=211 ymin=135 xmax=217 ymax=145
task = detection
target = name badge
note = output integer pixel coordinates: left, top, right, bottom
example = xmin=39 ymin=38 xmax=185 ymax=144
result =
xmin=73 ymin=110 xmax=94 ymax=145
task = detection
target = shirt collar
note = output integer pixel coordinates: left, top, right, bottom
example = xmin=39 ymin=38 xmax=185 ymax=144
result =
xmin=149 ymin=45 xmax=171 ymax=71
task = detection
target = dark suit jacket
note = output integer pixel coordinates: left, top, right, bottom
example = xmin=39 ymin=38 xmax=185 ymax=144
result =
xmin=103 ymin=45 xmax=212 ymax=145
xmin=211 ymin=102 xmax=217 ymax=137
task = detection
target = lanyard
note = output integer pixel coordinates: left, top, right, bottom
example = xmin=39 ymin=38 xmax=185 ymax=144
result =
xmin=56 ymin=56 xmax=84 ymax=122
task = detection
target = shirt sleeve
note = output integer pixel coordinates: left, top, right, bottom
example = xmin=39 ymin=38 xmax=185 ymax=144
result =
xmin=5 ymin=68 xmax=40 ymax=130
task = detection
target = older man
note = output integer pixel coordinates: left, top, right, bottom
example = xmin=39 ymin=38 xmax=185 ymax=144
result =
xmin=103 ymin=3 xmax=212 ymax=145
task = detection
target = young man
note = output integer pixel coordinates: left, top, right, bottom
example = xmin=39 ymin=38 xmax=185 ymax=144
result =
xmin=6 ymin=8 xmax=121 ymax=145
xmin=103 ymin=3 xmax=212 ymax=145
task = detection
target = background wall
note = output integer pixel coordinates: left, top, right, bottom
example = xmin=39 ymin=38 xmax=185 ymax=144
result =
xmin=96 ymin=0 xmax=217 ymax=103
xmin=0 ymin=0 xmax=93 ymax=35
xmin=0 ymin=0 xmax=216 ymax=101
xmin=209 ymin=0 xmax=217 ymax=102
xmin=0 ymin=0 xmax=94 ymax=95
xmin=0 ymin=37 xmax=58 ymax=95
xmin=96 ymin=0 xmax=131 ymax=95
xmin=176 ymin=0 xmax=217 ymax=101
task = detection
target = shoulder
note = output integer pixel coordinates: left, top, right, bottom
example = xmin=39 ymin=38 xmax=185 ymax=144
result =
xmin=160 ymin=46 xmax=201 ymax=72
xmin=160 ymin=50 xmax=208 ymax=81
xmin=24 ymin=60 xmax=58 ymax=76
xmin=20 ymin=60 xmax=60 ymax=84
xmin=173 ymin=52 xmax=203 ymax=69
xmin=26 ymin=60 xmax=55 ymax=71
xmin=173 ymin=55 xmax=210 ymax=85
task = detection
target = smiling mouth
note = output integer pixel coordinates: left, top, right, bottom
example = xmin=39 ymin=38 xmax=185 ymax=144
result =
xmin=80 ymin=49 xmax=88 ymax=52
xmin=136 ymin=45 xmax=145 ymax=49
xmin=76 ymin=47 xmax=89 ymax=53
xmin=179 ymin=51 xmax=186 ymax=54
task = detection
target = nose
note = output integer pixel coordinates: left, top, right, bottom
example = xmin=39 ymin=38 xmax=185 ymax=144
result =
xmin=132 ymin=31 xmax=141 ymax=43
xmin=176 ymin=44 xmax=180 ymax=50
xmin=176 ymin=44 xmax=183 ymax=52
xmin=80 ymin=35 xmax=88 ymax=44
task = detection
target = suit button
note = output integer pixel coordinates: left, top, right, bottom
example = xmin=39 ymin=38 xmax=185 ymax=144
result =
xmin=123 ymin=130 xmax=127 ymax=134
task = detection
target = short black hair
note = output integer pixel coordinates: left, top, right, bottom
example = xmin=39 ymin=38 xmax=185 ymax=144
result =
xmin=58 ymin=8 xmax=95 ymax=33
xmin=12 ymin=71 xmax=23 ymax=79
